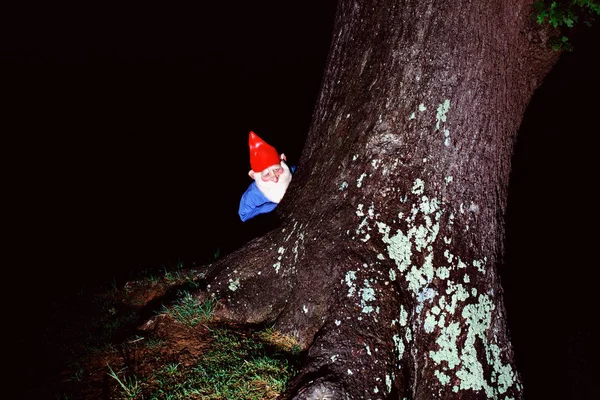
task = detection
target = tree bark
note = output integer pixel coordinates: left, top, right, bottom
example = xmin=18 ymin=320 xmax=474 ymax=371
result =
xmin=199 ymin=0 xmax=558 ymax=398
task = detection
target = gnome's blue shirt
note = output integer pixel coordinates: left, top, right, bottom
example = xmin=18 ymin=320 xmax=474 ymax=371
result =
xmin=238 ymin=182 xmax=278 ymax=222
xmin=238 ymin=166 xmax=295 ymax=222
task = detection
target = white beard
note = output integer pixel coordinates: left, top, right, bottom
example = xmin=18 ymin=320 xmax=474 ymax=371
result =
xmin=255 ymin=161 xmax=292 ymax=204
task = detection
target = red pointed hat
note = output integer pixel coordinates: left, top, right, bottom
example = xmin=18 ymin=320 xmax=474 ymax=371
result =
xmin=248 ymin=131 xmax=280 ymax=172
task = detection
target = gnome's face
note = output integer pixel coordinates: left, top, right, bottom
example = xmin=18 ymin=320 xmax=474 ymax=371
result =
xmin=250 ymin=161 xmax=292 ymax=204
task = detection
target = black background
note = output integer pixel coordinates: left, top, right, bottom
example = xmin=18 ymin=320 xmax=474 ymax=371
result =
xmin=4 ymin=3 xmax=598 ymax=399
xmin=5 ymin=2 xmax=337 ymax=291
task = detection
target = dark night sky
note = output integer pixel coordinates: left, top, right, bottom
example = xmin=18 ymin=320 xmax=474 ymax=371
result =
xmin=4 ymin=3 xmax=598 ymax=399
xmin=5 ymin=2 xmax=338 ymax=290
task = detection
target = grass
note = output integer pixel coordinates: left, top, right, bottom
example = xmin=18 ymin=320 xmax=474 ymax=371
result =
xmin=34 ymin=259 xmax=301 ymax=400
xmin=161 ymin=291 xmax=218 ymax=326
xmin=259 ymin=327 xmax=302 ymax=355
xmin=143 ymin=328 xmax=300 ymax=399
xmin=107 ymin=364 xmax=142 ymax=399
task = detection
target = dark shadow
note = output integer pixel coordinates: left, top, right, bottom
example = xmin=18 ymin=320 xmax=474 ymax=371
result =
xmin=504 ymin=24 xmax=599 ymax=400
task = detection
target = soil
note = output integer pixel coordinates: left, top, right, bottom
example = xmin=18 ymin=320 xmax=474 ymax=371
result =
xmin=26 ymin=270 xmax=221 ymax=399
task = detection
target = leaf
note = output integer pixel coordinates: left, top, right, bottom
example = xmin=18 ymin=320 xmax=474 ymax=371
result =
xmin=564 ymin=17 xmax=575 ymax=27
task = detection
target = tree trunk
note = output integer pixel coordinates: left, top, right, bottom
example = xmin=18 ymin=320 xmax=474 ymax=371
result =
xmin=200 ymin=0 xmax=558 ymax=398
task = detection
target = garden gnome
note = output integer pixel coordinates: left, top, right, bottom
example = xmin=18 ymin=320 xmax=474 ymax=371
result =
xmin=238 ymin=131 xmax=292 ymax=222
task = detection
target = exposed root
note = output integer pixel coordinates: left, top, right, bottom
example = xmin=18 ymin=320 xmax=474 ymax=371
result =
xmin=290 ymin=378 xmax=345 ymax=400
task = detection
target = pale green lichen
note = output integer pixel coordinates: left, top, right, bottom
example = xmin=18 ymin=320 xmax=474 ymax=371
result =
xmin=393 ymin=334 xmax=405 ymax=359
xmin=406 ymin=257 xmax=433 ymax=293
xmin=436 ymin=266 xmax=450 ymax=280
xmin=424 ymin=313 xmax=437 ymax=333
xmin=339 ymin=181 xmax=348 ymax=191
xmin=473 ymin=258 xmax=487 ymax=274
xmin=399 ymin=305 xmax=408 ymax=326
xmin=228 ymin=278 xmax=240 ymax=292
xmin=272 ymin=262 xmax=281 ymax=273
xmin=444 ymin=282 xmax=470 ymax=314
xmin=356 ymin=212 xmax=371 ymax=237
xmin=345 ymin=271 xmax=357 ymax=297
xmin=409 ymin=112 xmax=416 ymax=120
xmin=439 ymin=296 xmax=446 ymax=309
xmin=444 ymin=249 xmax=454 ymax=264
xmin=369 ymin=177 xmax=517 ymax=396
xmin=419 ymin=196 xmax=439 ymax=215
xmin=487 ymin=343 xmax=516 ymax=394
xmin=429 ymin=321 xmax=462 ymax=368
xmin=359 ymin=280 xmax=376 ymax=314
xmin=429 ymin=293 xmax=517 ymax=396
xmin=357 ymin=172 xmax=367 ymax=188
xmin=411 ymin=178 xmax=425 ymax=195
xmin=438 ymin=313 xmax=446 ymax=328
xmin=419 ymin=103 xmax=427 ymax=112
xmin=356 ymin=204 xmax=365 ymax=217
xmin=416 ymin=287 xmax=437 ymax=313
xmin=435 ymin=370 xmax=451 ymax=385
xmin=273 ymin=246 xmax=286 ymax=273
xmin=435 ymin=99 xmax=451 ymax=130
xmin=410 ymin=224 xmax=431 ymax=252
xmin=377 ymin=222 xmax=412 ymax=272
xmin=389 ymin=268 xmax=397 ymax=281
xmin=284 ymin=221 xmax=299 ymax=242
xmin=367 ymin=203 xmax=375 ymax=218
xmin=293 ymin=234 xmax=303 ymax=263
